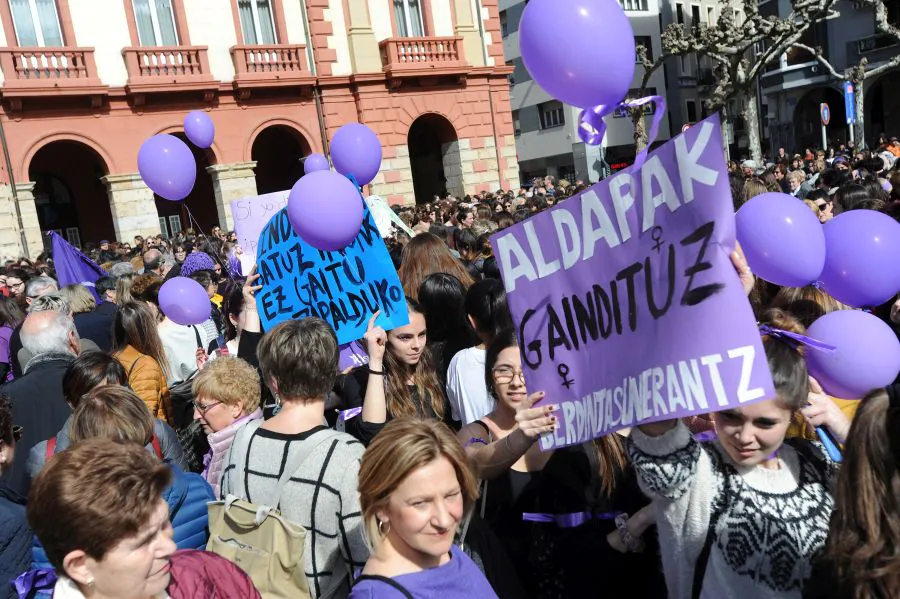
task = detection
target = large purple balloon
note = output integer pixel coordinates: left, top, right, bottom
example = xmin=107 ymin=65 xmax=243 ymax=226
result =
xmin=183 ymin=111 xmax=215 ymax=149
xmin=520 ymin=0 xmax=635 ymax=109
xmin=735 ymin=192 xmax=826 ymax=287
xmin=137 ymin=134 xmax=197 ymax=201
xmin=807 ymin=310 xmax=900 ymax=399
xmin=817 ymin=210 xmax=900 ymax=308
xmin=304 ymin=153 xmax=330 ymax=173
xmin=158 ymin=277 xmax=211 ymax=326
xmin=288 ymin=170 xmax=364 ymax=252
xmin=330 ymin=123 xmax=382 ymax=185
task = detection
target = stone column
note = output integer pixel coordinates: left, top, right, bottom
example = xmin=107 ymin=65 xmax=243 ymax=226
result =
xmin=102 ymin=173 xmax=162 ymax=243
xmin=206 ymin=162 xmax=258 ymax=231
xmin=441 ymin=140 xmax=465 ymax=198
xmin=346 ymin=0 xmax=381 ymax=73
xmin=16 ymin=183 xmax=43 ymax=258
xmin=0 ymin=182 xmax=42 ymax=259
xmin=453 ymin=0 xmax=486 ymax=67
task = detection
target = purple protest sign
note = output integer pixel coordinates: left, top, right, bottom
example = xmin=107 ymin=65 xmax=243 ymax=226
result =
xmin=339 ymin=340 xmax=369 ymax=371
xmin=491 ymin=115 xmax=774 ymax=450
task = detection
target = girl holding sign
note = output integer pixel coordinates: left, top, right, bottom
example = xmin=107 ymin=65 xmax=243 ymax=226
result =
xmin=629 ymin=306 xmax=850 ymax=599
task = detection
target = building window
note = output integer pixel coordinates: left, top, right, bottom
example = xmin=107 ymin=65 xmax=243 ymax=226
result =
xmin=691 ymin=4 xmax=700 ymax=25
xmin=132 ymin=0 xmax=178 ymax=46
xmin=635 ymin=36 xmax=653 ymax=61
xmin=394 ymin=0 xmax=424 ymax=37
xmin=513 ymin=110 xmax=521 ymax=136
xmin=238 ymin=0 xmax=277 ymax=45
xmin=676 ymin=3 xmax=684 ymax=24
xmin=539 ymin=101 xmax=565 ymax=129
xmin=686 ymin=100 xmax=698 ymax=122
xmin=620 ymin=0 xmax=648 ymax=10
xmin=65 ymin=227 xmax=81 ymax=249
xmin=500 ymin=10 xmax=508 ymax=37
xmin=9 ymin=0 xmax=63 ymax=46
xmin=707 ymin=6 xmax=714 ymax=25
xmin=158 ymin=217 xmax=168 ymax=236
xmin=168 ymin=215 xmax=182 ymax=236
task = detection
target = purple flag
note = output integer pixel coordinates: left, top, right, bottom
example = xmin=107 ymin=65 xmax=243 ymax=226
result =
xmin=490 ymin=115 xmax=775 ymax=450
xmin=49 ymin=232 xmax=108 ymax=301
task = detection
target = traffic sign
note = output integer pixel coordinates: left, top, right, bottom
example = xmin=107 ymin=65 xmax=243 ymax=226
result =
xmin=820 ymin=103 xmax=831 ymax=126
xmin=681 ymin=123 xmax=692 ymax=133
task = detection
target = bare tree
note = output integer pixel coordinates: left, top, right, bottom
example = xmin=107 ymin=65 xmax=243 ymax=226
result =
xmin=658 ymin=0 xmax=839 ymax=162
xmin=791 ymin=0 xmax=900 ymax=148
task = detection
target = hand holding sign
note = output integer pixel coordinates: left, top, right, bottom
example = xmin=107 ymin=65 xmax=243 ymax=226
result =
xmin=364 ymin=311 xmax=387 ymax=364
xmin=515 ymin=392 xmax=560 ymax=439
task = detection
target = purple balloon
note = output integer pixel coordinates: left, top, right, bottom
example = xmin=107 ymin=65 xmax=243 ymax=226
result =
xmin=735 ymin=192 xmax=826 ymax=287
xmin=330 ymin=123 xmax=382 ymax=185
xmin=183 ymin=111 xmax=215 ymax=149
xmin=807 ymin=310 xmax=900 ymax=399
xmin=158 ymin=277 xmax=211 ymax=326
xmin=304 ymin=153 xmax=330 ymax=173
xmin=520 ymin=0 xmax=635 ymax=109
xmin=288 ymin=170 xmax=365 ymax=252
xmin=137 ymin=134 xmax=197 ymax=201
xmin=818 ymin=210 xmax=900 ymax=308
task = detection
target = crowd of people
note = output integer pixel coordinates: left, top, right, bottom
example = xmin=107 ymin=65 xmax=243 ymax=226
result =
xmin=0 ymin=142 xmax=898 ymax=599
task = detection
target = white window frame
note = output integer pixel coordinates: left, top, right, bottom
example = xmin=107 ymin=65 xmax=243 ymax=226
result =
xmin=168 ymin=214 xmax=182 ymax=236
xmin=619 ymin=0 xmax=648 ymax=11
xmin=239 ymin=0 xmax=278 ymax=45
xmin=158 ymin=216 xmax=168 ymax=236
xmin=132 ymin=0 xmax=179 ymax=46
xmin=395 ymin=0 xmax=424 ymax=37
xmin=707 ymin=6 xmax=715 ymax=25
xmin=539 ymin=102 xmax=565 ymax=130
xmin=12 ymin=0 xmax=63 ymax=46
xmin=65 ymin=227 xmax=81 ymax=249
xmin=690 ymin=3 xmax=701 ymax=26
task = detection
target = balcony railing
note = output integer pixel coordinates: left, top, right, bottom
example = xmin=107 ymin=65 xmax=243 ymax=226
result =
xmin=231 ymin=44 xmax=314 ymax=93
xmin=0 ymin=47 xmax=106 ymax=101
xmin=122 ymin=46 xmax=215 ymax=97
xmin=378 ymin=36 xmax=467 ymax=81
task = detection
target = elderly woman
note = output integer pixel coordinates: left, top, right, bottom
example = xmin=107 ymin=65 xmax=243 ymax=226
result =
xmin=26 ymin=438 xmax=260 ymax=598
xmin=191 ymin=355 xmax=262 ymax=497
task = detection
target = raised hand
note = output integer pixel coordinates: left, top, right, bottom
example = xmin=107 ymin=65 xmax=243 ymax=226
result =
xmin=514 ymin=392 xmax=558 ymax=439
xmin=364 ymin=311 xmax=387 ymax=364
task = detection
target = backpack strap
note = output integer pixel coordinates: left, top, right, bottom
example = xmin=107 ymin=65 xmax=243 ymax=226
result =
xmin=151 ymin=433 xmax=162 ymax=460
xmin=267 ymin=429 xmax=341 ymax=509
xmin=352 ymin=575 xmax=414 ymax=599
xmin=46 ymin=437 xmax=56 ymax=461
xmin=691 ymin=450 xmax=732 ymax=599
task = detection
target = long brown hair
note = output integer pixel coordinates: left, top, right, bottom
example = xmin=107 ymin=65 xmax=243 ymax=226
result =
xmin=382 ymin=299 xmax=445 ymax=420
xmin=112 ymin=302 xmax=170 ymax=377
xmin=819 ymin=389 xmax=900 ymax=598
xmin=398 ymin=233 xmax=475 ymax=301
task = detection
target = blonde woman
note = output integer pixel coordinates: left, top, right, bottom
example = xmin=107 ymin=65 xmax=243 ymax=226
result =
xmin=351 ymin=418 xmax=496 ymax=598
xmin=191 ymin=355 xmax=263 ymax=497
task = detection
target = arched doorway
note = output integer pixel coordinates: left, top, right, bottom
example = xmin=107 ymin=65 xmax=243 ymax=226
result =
xmin=251 ymin=125 xmax=311 ymax=195
xmin=154 ymin=132 xmax=218 ymax=238
xmin=408 ymin=114 xmax=462 ymax=204
xmin=793 ymin=86 xmax=846 ymax=151
xmin=28 ymin=141 xmax=114 ymax=250
xmin=865 ymin=71 xmax=900 ymax=144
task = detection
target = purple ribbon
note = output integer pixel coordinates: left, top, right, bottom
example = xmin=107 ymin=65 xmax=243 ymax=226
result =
xmin=758 ymin=325 xmax=837 ymax=353
xmin=15 ymin=568 xmax=57 ymax=598
xmin=523 ymin=511 xmax=623 ymax=528
xmin=577 ymin=95 xmax=667 ymax=171
xmin=338 ymin=407 xmax=363 ymax=422
xmin=694 ymin=430 xmax=718 ymax=443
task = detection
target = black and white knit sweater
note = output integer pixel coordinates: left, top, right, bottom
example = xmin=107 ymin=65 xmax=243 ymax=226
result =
xmin=628 ymin=421 xmax=837 ymax=599
xmin=221 ymin=423 xmax=368 ymax=599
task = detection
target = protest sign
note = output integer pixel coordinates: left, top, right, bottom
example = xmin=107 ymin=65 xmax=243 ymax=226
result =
xmin=491 ymin=114 xmax=775 ymax=450
xmin=231 ymin=191 xmax=290 ymax=257
xmin=255 ymin=202 xmax=409 ymax=345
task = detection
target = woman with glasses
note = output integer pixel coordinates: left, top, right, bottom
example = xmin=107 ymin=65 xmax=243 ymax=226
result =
xmin=457 ymin=330 xmax=665 ymax=598
xmin=0 ymin=393 xmax=30 ymax=599
xmin=191 ymin=356 xmax=262 ymax=497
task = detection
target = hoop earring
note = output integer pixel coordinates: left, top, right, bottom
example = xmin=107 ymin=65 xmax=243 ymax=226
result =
xmin=378 ymin=519 xmax=391 ymax=536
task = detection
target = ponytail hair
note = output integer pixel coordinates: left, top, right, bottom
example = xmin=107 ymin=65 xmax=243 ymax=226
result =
xmin=759 ymin=308 xmax=809 ymax=411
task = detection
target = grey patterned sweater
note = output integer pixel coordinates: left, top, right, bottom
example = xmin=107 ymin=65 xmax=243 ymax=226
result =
xmin=628 ymin=421 xmax=837 ymax=599
xmin=221 ymin=423 xmax=369 ymax=599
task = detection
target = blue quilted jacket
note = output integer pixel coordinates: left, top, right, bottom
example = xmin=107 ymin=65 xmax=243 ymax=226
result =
xmin=0 ymin=483 xmax=32 ymax=599
xmin=31 ymin=464 xmax=213 ymax=570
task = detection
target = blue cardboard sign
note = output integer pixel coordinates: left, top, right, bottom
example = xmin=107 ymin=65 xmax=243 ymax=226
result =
xmin=255 ymin=205 xmax=409 ymax=344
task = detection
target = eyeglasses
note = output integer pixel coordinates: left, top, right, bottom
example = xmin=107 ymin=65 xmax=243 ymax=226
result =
xmin=815 ymin=203 xmax=827 ymax=210
xmin=192 ymin=400 xmax=222 ymax=414
xmin=12 ymin=425 xmax=22 ymax=442
xmin=492 ymin=367 xmax=526 ymax=385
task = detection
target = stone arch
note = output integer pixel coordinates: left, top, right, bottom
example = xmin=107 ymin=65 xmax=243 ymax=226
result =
xmin=22 ymin=132 xmax=116 ymax=182
xmin=28 ymin=139 xmax=115 ymax=247
xmin=792 ymin=86 xmax=845 ymax=151
xmin=407 ymin=112 xmax=462 ymax=203
xmin=250 ymin=123 xmax=313 ymax=195
xmin=246 ymin=117 xmax=321 ymax=163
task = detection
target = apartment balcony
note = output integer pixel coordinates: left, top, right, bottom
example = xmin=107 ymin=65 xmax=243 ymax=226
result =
xmin=122 ymin=46 xmax=216 ymax=104
xmin=230 ymin=44 xmax=315 ymax=99
xmin=0 ymin=47 xmax=107 ymax=109
xmin=378 ymin=36 xmax=467 ymax=89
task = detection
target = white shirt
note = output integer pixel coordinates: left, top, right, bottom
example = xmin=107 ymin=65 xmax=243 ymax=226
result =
xmin=445 ymin=347 xmax=495 ymax=425
xmin=157 ymin=319 xmax=214 ymax=383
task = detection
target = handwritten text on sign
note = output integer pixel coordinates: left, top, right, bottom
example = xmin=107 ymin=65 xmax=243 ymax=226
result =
xmin=491 ymin=115 xmax=774 ymax=450
xmin=255 ymin=205 xmax=409 ymax=345
xmin=231 ymin=191 xmax=290 ymax=256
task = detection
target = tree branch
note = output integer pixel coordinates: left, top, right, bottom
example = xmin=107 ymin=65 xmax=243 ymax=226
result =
xmin=788 ymin=42 xmax=844 ymax=79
